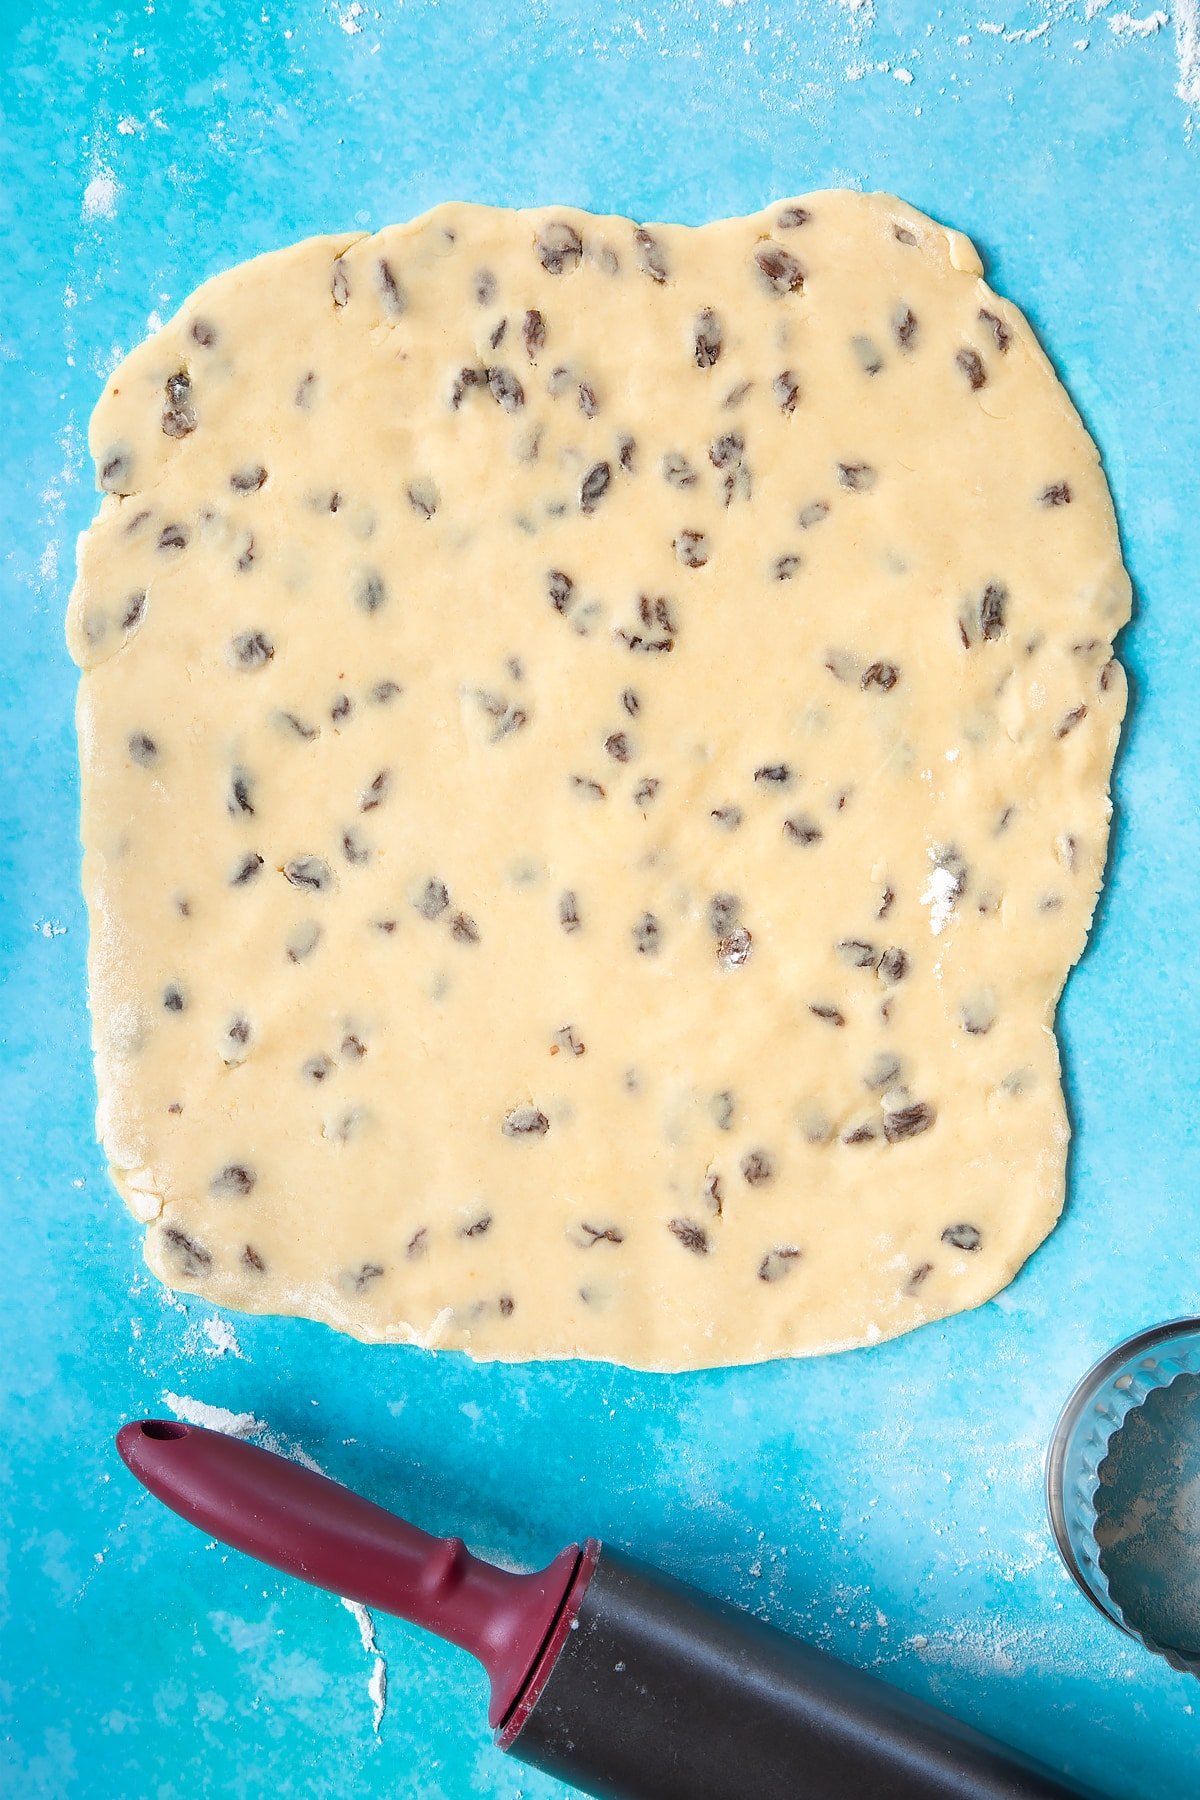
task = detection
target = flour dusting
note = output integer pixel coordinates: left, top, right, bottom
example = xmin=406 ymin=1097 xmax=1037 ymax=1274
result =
xmin=1108 ymin=10 xmax=1168 ymax=38
xmin=920 ymin=864 xmax=959 ymax=937
xmin=82 ymin=168 xmax=119 ymax=221
xmin=341 ymin=1598 xmax=389 ymax=1734
xmin=162 ymin=1392 xmax=261 ymax=1436
xmin=183 ymin=1314 xmax=246 ymax=1359
xmin=746 ymin=0 xmax=1194 ymax=129
xmin=201 ymin=1315 xmax=244 ymax=1358
xmin=1177 ymin=0 xmax=1200 ymax=106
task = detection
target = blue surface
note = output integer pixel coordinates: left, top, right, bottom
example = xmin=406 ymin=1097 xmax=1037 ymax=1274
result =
xmin=2 ymin=2 xmax=1198 ymax=1795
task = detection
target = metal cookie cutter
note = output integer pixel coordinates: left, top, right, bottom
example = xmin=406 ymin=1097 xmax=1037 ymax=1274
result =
xmin=1047 ymin=1316 xmax=1200 ymax=1676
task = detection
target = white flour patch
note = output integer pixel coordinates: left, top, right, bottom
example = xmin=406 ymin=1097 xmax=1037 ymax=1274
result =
xmin=162 ymin=1392 xmax=262 ymax=1435
xmin=30 ymin=418 xmax=84 ymax=603
xmin=256 ymin=1424 xmax=324 ymax=1474
xmin=341 ymin=1599 xmax=389 ymax=1734
xmin=920 ymin=863 xmax=959 ymax=937
xmin=180 ymin=1314 xmax=246 ymax=1359
xmin=1108 ymin=10 xmax=1168 ymax=37
xmin=838 ymin=0 xmax=1191 ymax=129
xmin=82 ymin=169 xmax=119 ymax=221
xmin=1177 ymin=0 xmax=1200 ymax=107
xmin=475 ymin=0 xmax=1193 ymax=133
xmin=201 ymin=1315 xmax=245 ymax=1357
xmin=367 ymin=1657 xmax=387 ymax=1731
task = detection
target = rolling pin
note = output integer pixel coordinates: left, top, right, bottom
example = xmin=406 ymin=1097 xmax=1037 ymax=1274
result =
xmin=117 ymin=1420 xmax=1096 ymax=1800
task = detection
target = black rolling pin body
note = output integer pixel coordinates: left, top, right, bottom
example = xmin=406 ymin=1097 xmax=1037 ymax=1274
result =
xmin=507 ymin=1551 xmax=1095 ymax=1800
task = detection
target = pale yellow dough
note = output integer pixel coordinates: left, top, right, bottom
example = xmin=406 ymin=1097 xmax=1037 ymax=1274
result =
xmin=67 ymin=193 xmax=1130 ymax=1369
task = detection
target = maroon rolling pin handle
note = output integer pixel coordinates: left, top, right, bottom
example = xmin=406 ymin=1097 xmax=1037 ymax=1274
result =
xmin=117 ymin=1421 xmax=1100 ymax=1800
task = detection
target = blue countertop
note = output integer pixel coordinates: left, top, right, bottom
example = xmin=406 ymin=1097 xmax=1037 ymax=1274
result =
xmin=2 ymin=2 xmax=1198 ymax=1795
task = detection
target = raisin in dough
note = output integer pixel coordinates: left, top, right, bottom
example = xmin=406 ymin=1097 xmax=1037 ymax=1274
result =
xmin=67 ymin=193 xmax=1130 ymax=1370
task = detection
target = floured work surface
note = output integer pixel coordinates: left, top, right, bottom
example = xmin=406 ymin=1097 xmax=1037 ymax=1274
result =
xmin=68 ymin=193 xmax=1130 ymax=1369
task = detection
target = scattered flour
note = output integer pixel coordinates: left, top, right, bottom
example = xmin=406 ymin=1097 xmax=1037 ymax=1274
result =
xmin=341 ymin=1599 xmax=389 ymax=1734
xmin=1177 ymin=0 xmax=1200 ymax=105
xmin=201 ymin=1315 xmax=245 ymax=1358
xmin=181 ymin=1314 xmax=246 ymax=1359
xmin=920 ymin=863 xmax=959 ymax=937
xmin=162 ymin=1392 xmax=262 ymax=1436
xmin=1108 ymin=10 xmax=1169 ymax=38
xmin=82 ymin=169 xmax=119 ymax=221
xmin=836 ymin=0 xmax=1193 ymax=127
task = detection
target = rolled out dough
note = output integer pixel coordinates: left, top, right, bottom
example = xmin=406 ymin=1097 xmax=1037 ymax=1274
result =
xmin=67 ymin=193 xmax=1130 ymax=1369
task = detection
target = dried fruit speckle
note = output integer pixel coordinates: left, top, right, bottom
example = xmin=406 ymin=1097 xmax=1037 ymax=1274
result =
xmin=772 ymin=371 xmax=801 ymax=412
xmin=758 ymin=1246 xmax=802 ymax=1282
xmin=717 ymin=927 xmax=752 ymax=969
xmin=128 ymin=731 xmax=159 ymax=766
xmin=537 ymin=221 xmax=583 ymax=275
xmin=503 ymin=1106 xmax=550 ymax=1138
xmin=956 ymin=347 xmax=987 ymax=390
xmin=210 ymin=1163 xmax=256 ymax=1198
xmin=893 ymin=306 xmax=918 ymax=349
xmin=580 ymin=462 xmax=611 ymax=513
xmin=632 ymin=912 xmax=662 ymax=955
xmin=675 ymin=529 xmax=709 ymax=568
xmin=634 ymin=227 xmax=669 ymax=283
xmin=668 ymin=1219 xmax=709 ymax=1254
xmin=741 ymin=1150 xmax=774 ymax=1186
xmin=979 ymin=307 xmax=1011 ymax=352
xmin=522 ymin=310 xmax=546 ymax=360
xmin=754 ymin=243 xmax=804 ymax=294
xmin=415 ymin=879 xmax=451 ymax=920
xmin=694 ymin=308 xmax=723 ymax=368
xmin=884 ymin=1101 xmax=936 ymax=1143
